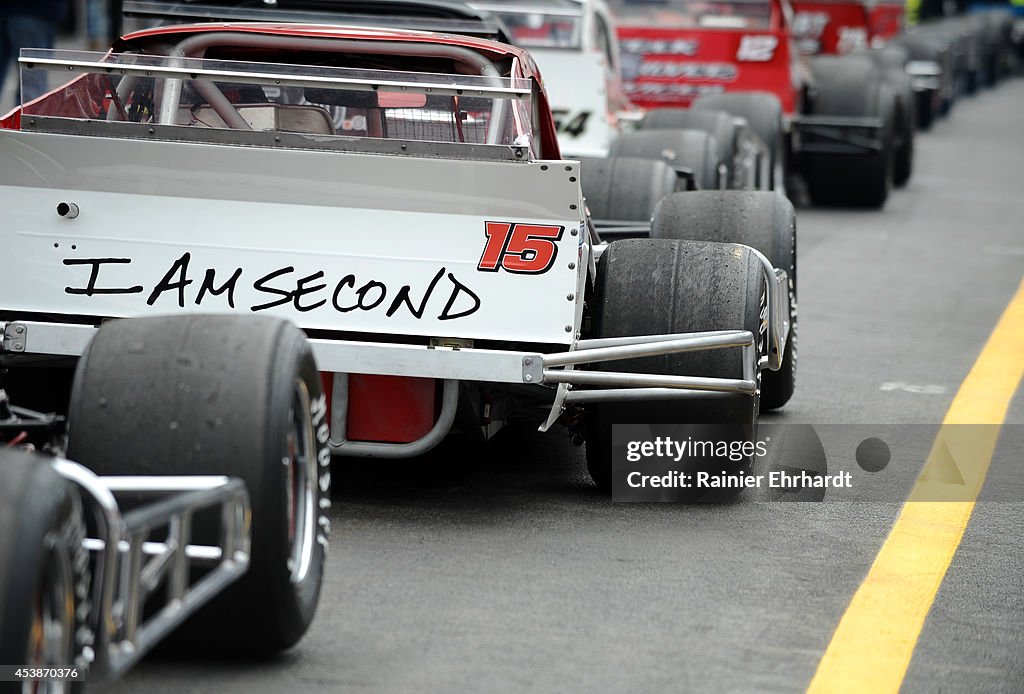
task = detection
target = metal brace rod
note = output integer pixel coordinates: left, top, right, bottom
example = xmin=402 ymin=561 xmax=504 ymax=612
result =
xmin=544 ymin=331 xmax=753 ymax=368
xmin=576 ymin=330 xmax=744 ymax=350
xmin=542 ymin=370 xmax=758 ymax=394
xmin=563 ymin=388 xmax=740 ymax=404
xmin=82 ymin=538 xmax=224 ymax=562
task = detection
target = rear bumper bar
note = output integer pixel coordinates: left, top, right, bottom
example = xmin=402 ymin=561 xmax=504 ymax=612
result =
xmin=52 ymin=460 xmax=250 ymax=684
xmin=791 ymin=114 xmax=885 ymax=156
xmin=1 ymin=319 xmax=764 ymax=392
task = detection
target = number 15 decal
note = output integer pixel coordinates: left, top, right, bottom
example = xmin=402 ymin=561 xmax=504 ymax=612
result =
xmin=478 ymin=221 xmax=564 ymax=274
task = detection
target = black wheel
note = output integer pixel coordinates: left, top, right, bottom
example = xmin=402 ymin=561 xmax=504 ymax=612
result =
xmin=900 ymin=31 xmax=958 ymax=114
xmin=938 ymin=91 xmax=953 ymax=118
xmin=914 ymin=88 xmax=937 ymax=132
xmin=584 ymin=239 xmax=763 ymax=494
xmin=869 ymin=44 xmax=909 ymax=72
xmin=929 ymin=32 xmax=957 ymax=117
xmin=637 ymin=109 xmax=738 ymax=187
xmin=914 ymin=29 xmax=958 ymax=116
xmin=956 ymin=18 xmax=985 ymax=95
xmin=0 ymin=450 xmax=90 ymax=692
xmin=692 ymin=91 xmax=784 ymax=190
xmin=578 ymin=156 xmax=682 ymax=223
xmin=885 ymin=68 xmax=915 ymax=187
xmin=66 ymin=314 xmax=329 ymax=655
xmin=982 ymin=12 xmax=1014 ymax=84
xmin=867 ymin=47 xmax=915 ymax=186
xmin=893 ymin=34 xmax=943 ymax=130
xmin=609 ymin=129 xmax=721 ymax=190
xmin=650 ymin=190 xmax=796 ymax=410
xmin=804 ymin=56 xmax=895 ymax=208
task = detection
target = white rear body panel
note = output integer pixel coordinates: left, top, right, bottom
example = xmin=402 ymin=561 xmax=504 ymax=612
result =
xmin=0 ymin=131 xmax=585 ymax=345
xmin=536 ymin=47 xmax=618 ymax=158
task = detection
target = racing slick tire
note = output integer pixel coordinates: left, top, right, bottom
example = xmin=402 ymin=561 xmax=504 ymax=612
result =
xmin=981 ymin=12 xmax=1013 ymax=84
xmin=868 ymin=48 xmax=915 ymax=186
xmin=883 ymin=67 xmax=915 ymax=187
xmin=584 ymin=239 xmax=763 ymax=495
xmin=0 ymin=450 xmax=89 ymax=690
xmin=650 ymin=191 xmax=797 ymax=410
xmin=898 ymin=32 xmax=955 ymax=121
xmin=804 ymin=56 xmax=896 ymax=208
xmin=692 ymin=91 xmax=784 ymax=191
xmin=915 ymin=30 xmax=958 ymax=116
xmin=609 ymin=129 xmax=722 ymax=190
xmin=915 ymin=89 xmax=937 ymax=132
xmin=637 ymin=109 xmax=738 ymax=187
xmin=66 ymin=314 xmax=329 ymax=655
xmin=869 ymin=44 xmax=909 ymax=72
xmin=579 ymin=156 xmax=683 ymax=223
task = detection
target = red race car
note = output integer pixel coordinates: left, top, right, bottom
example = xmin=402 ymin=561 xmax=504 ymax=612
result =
xmin=789 ymin=0 xmax=949 ymax=134
xmin=790 ymin=0 xmax=905 ymax=55
xmin=608 ymin=0 xmax=910 ymax=207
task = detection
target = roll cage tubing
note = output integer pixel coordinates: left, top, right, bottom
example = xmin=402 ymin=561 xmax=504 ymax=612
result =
xmin=140 ymin=32 xmax=513 ymax=145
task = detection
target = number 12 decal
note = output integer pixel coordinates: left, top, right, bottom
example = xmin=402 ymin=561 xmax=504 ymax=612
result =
xmin=478 ymin=222 xmax=564 ymax=274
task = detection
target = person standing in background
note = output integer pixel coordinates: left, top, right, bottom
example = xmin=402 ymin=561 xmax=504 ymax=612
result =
xmin=0 ymin=0 xmax=70 ymax=103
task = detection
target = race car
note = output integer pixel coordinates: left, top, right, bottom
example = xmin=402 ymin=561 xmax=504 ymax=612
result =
xmin=0 ymin=21 xmax=793 ymax=509
xmin=469 ymin=0 xmax=779 ymax=208
xmin=123 ymin=0 xmax=637 ymax=158
xmin=786 ymin=0 xmax=918 ymax=178
xmin=787 ymin=0 xmax=1013 ymax=132
xmin=608 ymin=0 xmax=909 ymax=207
xmin=896 ymin=9 xmax=1018 ymax=122
xmin=468 ymin=0 xmax=638 ymax=157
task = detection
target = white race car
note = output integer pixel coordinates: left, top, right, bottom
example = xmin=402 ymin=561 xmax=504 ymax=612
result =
xmin=471 ymin=0 xmax=637 ymax=157
xmin=1 ymin=24 xmax=793 ymax=513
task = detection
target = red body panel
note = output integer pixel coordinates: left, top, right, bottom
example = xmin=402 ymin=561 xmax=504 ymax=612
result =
xmin=346 ymin=375 xmax=437 ymax=444
xmin=791 ymin=0 xmax=904 ymax=55
xmin=791 ymin=1 xmax=870 ymax=54
xmin=617 ymin=25 xmax=800 ymax=113
xmin=869 ymin=2 xmax=905 ymax=42
xmin=321 ymin=370 xmax=439 ymax=445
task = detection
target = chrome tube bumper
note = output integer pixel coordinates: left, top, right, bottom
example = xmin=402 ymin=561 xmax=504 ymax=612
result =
xmin=51 ymin=460 xmax=251 ymax=684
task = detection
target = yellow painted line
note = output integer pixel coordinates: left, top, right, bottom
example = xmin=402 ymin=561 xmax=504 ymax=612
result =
xmin=807 ymin=275 xmax=1024 ymax=694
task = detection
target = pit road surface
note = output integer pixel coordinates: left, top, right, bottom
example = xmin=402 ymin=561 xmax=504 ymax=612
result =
xmin=108 ymin=79 xmax=1024 ymax=693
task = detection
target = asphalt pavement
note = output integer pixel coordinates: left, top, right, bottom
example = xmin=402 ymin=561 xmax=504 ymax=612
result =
xmin=107 ymin=78 xmax=1024 ymax=694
